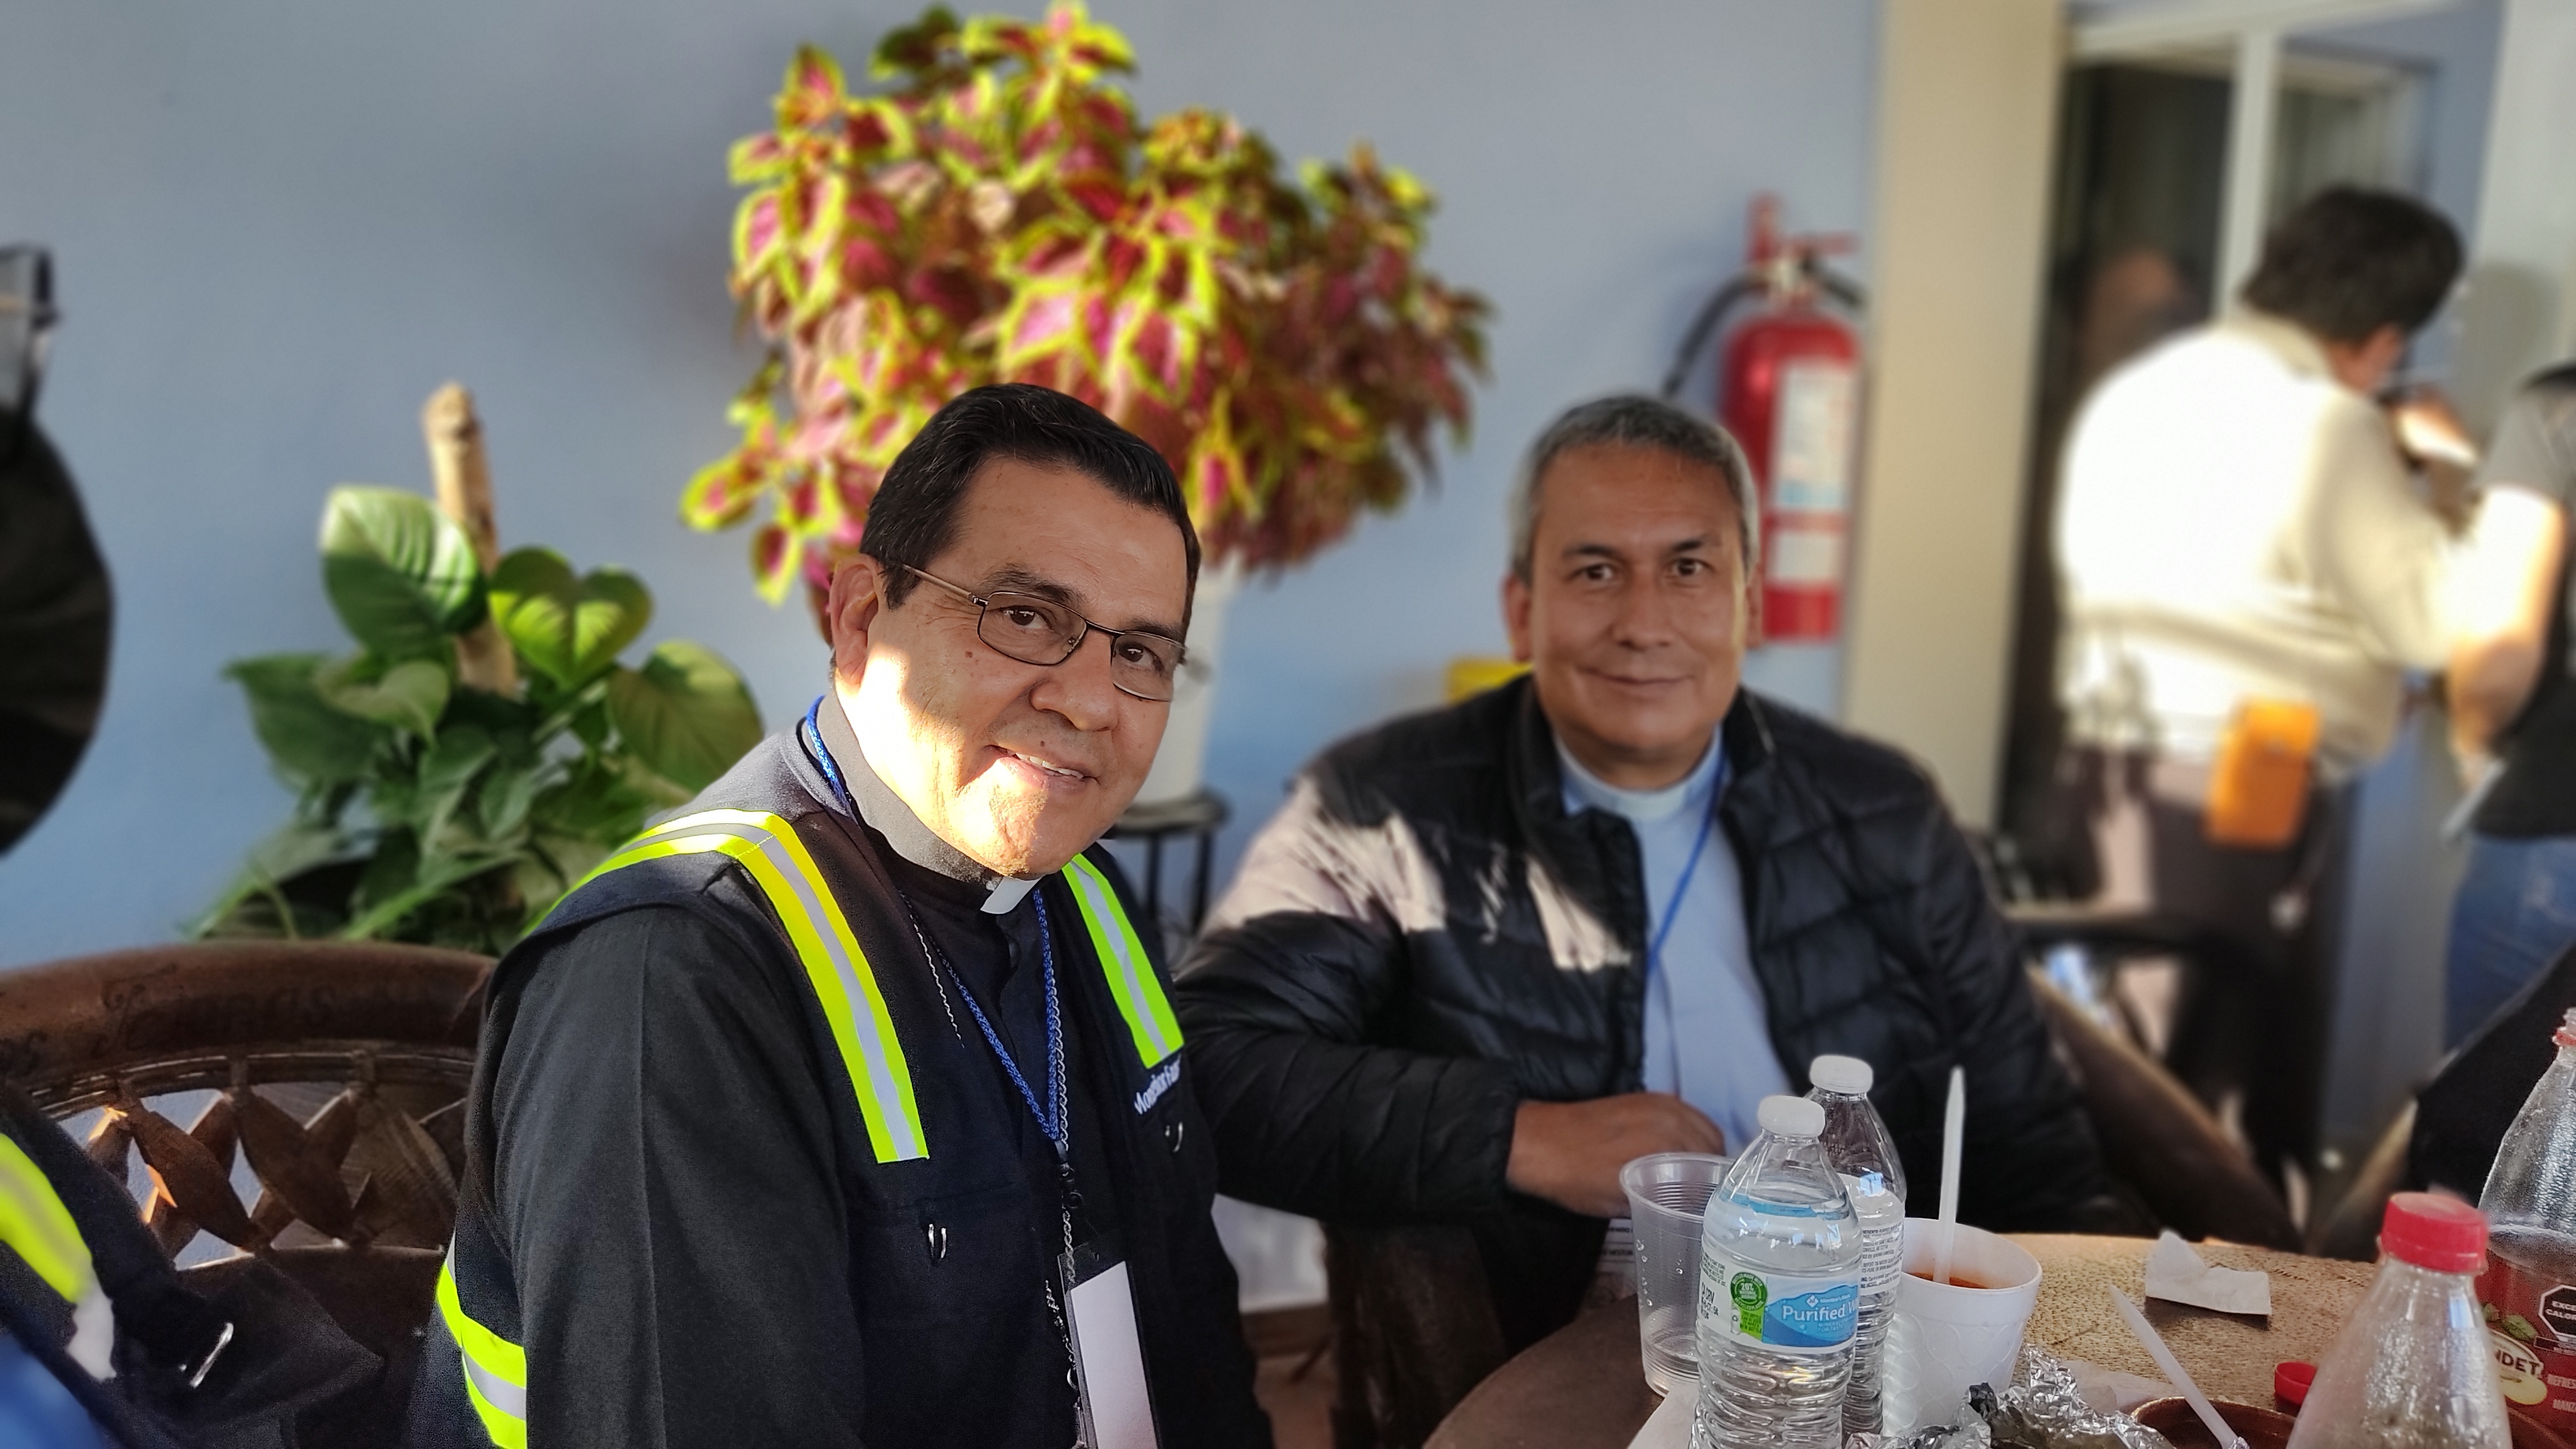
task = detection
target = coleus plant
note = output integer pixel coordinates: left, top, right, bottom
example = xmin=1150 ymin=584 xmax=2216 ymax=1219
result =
xmin=685 ymin=1 xmax=1490 ymax=603
xmin=199 ymin=486 xmax=764 ymax=954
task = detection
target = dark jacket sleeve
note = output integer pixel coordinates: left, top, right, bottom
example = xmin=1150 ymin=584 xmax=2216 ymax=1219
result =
xmin=1173 ymin=778 xmax=1522 ymax=1224
xmin=488 ymin=895 xmax=871 ymax=1449
xmin=1906 ymin=807 xmax=2125 ymax=1231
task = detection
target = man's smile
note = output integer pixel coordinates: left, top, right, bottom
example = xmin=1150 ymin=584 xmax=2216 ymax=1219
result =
xmin=1582 ymin=665 xmax=1692 ymax=690
xmin=987 ymin=744 xmax=1098 ymax=785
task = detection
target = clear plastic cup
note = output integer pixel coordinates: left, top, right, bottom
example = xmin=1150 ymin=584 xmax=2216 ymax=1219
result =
xmin=1619 ymin=1150 xmax=1732 ymax=1395
xmin=1881 ymin=1219 xmax=2044 ymax=1435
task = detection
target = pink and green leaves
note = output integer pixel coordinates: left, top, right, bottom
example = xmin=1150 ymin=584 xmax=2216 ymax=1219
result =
xmin=689 ymin=1 xmax=1490 ymax=596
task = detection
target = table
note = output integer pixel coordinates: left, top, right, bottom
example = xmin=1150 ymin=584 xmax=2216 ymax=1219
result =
xmin=1425 ymin=1235 xmax=2376 ymax=1449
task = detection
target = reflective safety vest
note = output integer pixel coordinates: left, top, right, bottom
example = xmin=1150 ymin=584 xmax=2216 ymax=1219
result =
xmin=0 ymin=1130 xmax=110 ymax=1379
xmin=438 ymin=809 xmax=1179 ymax=1449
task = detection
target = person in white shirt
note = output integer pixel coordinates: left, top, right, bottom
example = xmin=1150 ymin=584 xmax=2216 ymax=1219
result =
xmin=2053 ymin=185 xmax=2468 ymax=1186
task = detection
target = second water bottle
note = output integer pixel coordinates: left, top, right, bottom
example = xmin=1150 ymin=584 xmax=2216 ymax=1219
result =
xmin=1810 ymin=1054 xmax=1907 ymax=1439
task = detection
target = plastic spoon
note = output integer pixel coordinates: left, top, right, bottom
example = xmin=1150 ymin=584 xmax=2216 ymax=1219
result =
xmin=1933 ymin=1065 xmax=1964 ymax=1285
xmin=2108 ymin=1286 xmax=2246 ymax=1449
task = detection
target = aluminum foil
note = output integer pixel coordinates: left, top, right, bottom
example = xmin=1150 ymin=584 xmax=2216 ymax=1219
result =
xmin=1870 ymin=1349 xmax=2174 ymax=1449
xmin=1982 ymin=1349 xmax=2176 ymax=1449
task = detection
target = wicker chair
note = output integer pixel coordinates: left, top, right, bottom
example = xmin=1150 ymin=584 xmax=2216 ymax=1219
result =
xmin=0 ymin=940 xmax=490 ymax=1444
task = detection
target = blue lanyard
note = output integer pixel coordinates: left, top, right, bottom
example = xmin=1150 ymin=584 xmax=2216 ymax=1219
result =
xmin=1645 ymin=750 xmax=1730 ymax=983
xmin=800 ymin=696 xmax=855 ymax=814
xmin=800 ymin=696 xmax=1069 ymax=1162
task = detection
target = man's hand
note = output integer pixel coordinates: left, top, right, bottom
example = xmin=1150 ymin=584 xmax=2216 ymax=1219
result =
xmin=1505 ymin=1094 xmax=1727 ymax=1218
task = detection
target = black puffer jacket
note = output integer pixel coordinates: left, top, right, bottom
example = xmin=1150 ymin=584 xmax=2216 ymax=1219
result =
xmin=1175 ymin=678 xmax=2121 ymax=1347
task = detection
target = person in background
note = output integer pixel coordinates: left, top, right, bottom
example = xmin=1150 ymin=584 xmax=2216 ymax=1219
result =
xmin=1176 ymin=394 xmax=2124 ymax=1444
xmin=2053 ymin=186 xmax=2470 ymax=1186
xmin=2444 ymin=361 xmax=2576 ymax=1045
xmin=410 ymin=384 xmax=1269 ymax=1448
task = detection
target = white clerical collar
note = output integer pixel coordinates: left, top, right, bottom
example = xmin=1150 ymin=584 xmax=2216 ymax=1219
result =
xmin=1557 ymin=731 xmax=1725 ymax=826
xmin=819 ymin=694 xmax=1038 ymax=914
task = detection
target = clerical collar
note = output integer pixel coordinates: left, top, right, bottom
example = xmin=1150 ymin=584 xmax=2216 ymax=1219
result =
xmin=1557 ymin=731 xmax=1725 ymax=826
xmin=809 ymin=694 xmax=1037 ymax=915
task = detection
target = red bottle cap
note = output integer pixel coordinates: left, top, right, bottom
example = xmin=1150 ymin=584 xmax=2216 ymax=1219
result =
xmin=2275 ymin=1361 xmax=2315 ymax=1406
xmin=2381 ymin=1191 xmax=2486 ymax=1273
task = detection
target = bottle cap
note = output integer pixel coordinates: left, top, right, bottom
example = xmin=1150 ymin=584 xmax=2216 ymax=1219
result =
xmin=1757 ymin=1095 xmax=1827 ymax=1139
xmin=1810 ymin=1055 xmax=1874 ymax=1095
xmin=2556 ymin=1007 xmax=2576 ymax=1050
xmin=2274 ymin=1361 xmax=2315 ymax=1406
xmin=2380 ymin=1191 xmax=2486 ymax=1273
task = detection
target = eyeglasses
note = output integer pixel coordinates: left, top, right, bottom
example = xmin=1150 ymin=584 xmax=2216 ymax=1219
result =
xmin=0 ymin=247 xmax=58 ymax=470
xmin=901 ymin=564 xmax=1188 ymax=702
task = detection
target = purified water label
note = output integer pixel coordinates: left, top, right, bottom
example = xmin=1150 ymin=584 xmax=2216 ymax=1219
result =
xmin=1700 ymin=1248 xmax=1857 ymax=1351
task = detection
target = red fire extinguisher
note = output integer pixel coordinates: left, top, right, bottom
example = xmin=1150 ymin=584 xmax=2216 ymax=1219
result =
xmin=1660 ymin=195 xmax=1866 ymax=643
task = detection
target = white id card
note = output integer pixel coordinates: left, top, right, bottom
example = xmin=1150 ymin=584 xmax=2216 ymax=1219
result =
xmin=1063 ymin=1238 xmax=1158 ymax=1449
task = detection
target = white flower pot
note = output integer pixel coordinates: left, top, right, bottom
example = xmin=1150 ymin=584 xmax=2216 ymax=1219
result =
xmin=1133 ymin=560 xmax=1244 ymax=807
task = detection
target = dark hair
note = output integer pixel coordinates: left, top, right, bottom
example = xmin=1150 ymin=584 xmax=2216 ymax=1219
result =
xmin=1511 ymin=394 xmax=1757 ymax=581
xmin=861 ymin=383 xmax=1200 ymax=615
xmin=2239 ymin=186 xmax=2463 ymax=344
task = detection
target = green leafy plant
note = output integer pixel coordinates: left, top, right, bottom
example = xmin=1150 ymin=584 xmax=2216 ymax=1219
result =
xmin=686 ymin=1 xmax=1490 ymax=602
xmin=200 ymin=486 xmax=765 ymax=954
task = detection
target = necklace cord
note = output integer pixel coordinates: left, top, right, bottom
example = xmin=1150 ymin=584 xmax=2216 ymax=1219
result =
xmin=1644 ymin=749 xmax=1731 ymax=980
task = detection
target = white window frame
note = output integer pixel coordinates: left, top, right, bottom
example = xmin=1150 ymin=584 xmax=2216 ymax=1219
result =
xmin=2071 ymin=0 xmax=2462 ymax=296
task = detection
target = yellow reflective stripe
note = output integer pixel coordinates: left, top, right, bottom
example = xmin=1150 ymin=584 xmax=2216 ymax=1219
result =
xmin=1061 ymin=855 xmax=1182 ymax=1067
xmin=438 ymin=1256 xmax=527 ymax=1448
xmin=569 ymin=810 xmax=928 ymax=1164
xmin=0 ymin=1135 xmax=91 ymax=1305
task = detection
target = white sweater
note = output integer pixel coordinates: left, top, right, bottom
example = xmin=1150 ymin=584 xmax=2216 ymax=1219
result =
xmin=2055 ymin=312 xmax=2461 ymax=777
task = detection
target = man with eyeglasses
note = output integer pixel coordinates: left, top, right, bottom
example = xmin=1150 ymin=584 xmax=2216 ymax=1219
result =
xmin=412 ymin=384 xmax=1270 ymax=1448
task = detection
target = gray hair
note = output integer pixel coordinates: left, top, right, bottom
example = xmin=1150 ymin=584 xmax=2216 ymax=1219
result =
xmin=1508 ymin=393 xmax=1759 ymax=582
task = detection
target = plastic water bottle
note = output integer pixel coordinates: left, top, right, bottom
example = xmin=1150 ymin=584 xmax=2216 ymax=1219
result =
xmin=2477 ymin=1008 xmax=2576 ymax=1436
xmin=1809 ymin=1054 xmax=1906 ymax=1439
xmin=2284 ymin=1193 xmax=2510 ymax=1449
xmin=1692 ymin=1094 xmax=1861 ymax=1449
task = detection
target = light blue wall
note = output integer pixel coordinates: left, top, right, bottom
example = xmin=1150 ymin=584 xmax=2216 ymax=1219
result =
xmin=0 ymin=0 xmax=1880 ymax=965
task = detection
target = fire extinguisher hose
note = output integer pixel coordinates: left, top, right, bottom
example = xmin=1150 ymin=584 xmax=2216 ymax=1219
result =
xmin=1657 ymin=263 xmax=1868 ymax=403
xmin=1658 ymin=276 xmax=1764 ymax=401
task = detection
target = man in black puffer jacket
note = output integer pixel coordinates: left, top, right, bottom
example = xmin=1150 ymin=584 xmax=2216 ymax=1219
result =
xmin=1175 ymin=396 xmax=2126 ymax=1439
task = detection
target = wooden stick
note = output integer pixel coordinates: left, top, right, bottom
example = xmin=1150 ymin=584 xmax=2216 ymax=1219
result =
xmin=421 ymin=383 xmax=516 ymax=695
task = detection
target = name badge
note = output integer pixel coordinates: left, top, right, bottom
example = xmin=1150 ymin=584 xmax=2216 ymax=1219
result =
xmin=1061 ymin=1235 xmax=1157 ymax=1449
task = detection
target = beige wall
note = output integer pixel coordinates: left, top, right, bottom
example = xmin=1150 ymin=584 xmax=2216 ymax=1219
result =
xmin=2455 ymin=0 xmax=2576 ymax=430
xmin=1841 ymin=0 xmax=2064 ymax=828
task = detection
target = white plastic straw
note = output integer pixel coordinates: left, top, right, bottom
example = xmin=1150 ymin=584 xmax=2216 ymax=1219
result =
xmin=1933 ymin=1065 xmax=1964 ymax=1285
xmin=2108 ymin=1286 xmax=2246 ymax=1449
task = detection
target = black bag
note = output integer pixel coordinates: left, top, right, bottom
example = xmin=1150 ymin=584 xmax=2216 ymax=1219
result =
xmin=0 ymin=1088 xmax=385 ymax=1449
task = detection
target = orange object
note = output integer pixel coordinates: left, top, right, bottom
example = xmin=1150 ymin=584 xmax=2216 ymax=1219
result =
xmin=2204 ymin=699 xmax=2318 ymax=848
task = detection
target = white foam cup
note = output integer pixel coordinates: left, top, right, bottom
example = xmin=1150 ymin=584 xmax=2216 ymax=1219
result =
xmin=1881 ymin=1218 xmax=2043 ymax=1436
